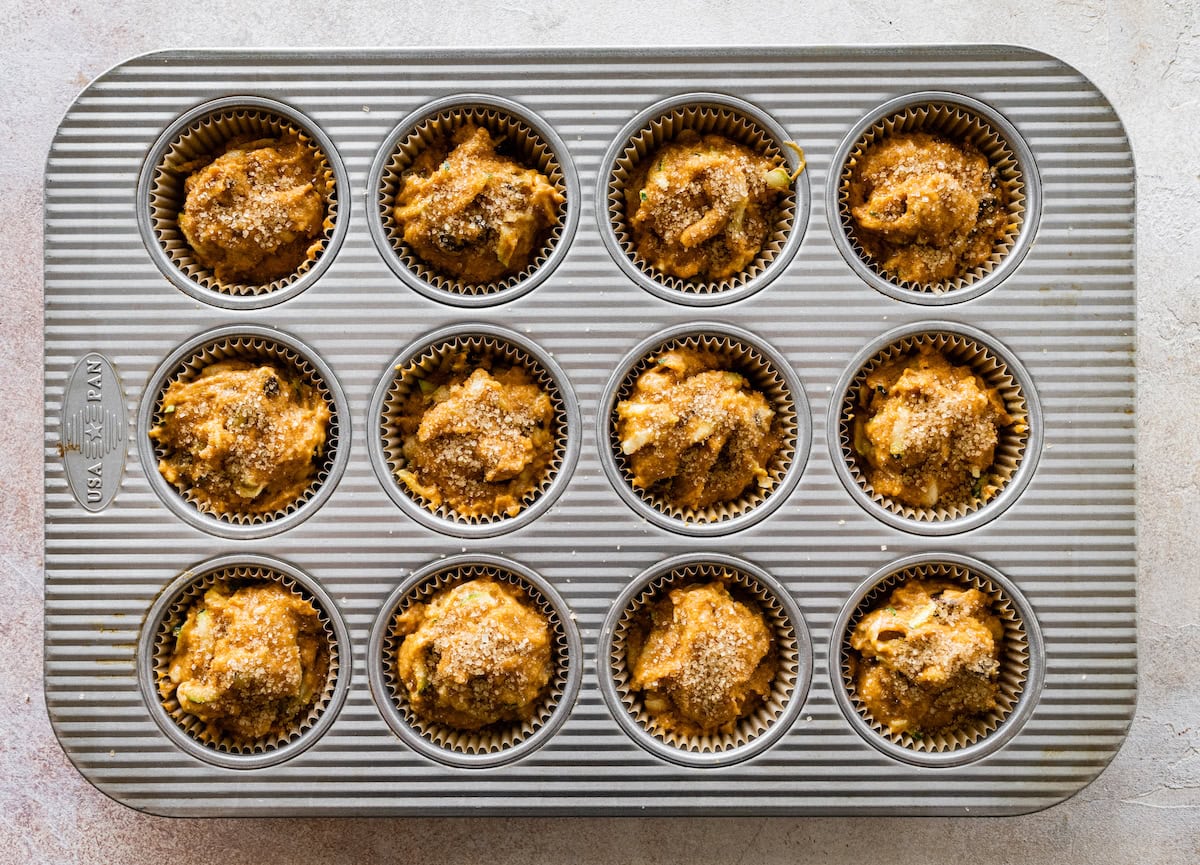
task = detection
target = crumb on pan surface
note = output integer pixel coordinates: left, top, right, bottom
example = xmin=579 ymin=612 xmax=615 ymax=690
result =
xmin=178 ymin=133 xmax=329 ymax=285
xmin=396 ymin=354 xmax=555 ymax=518
xmin=617 ymin=347 xmax=780 ymax=510
xmin=853 ymin=346 xmax=1014 ymax=509
xmin=848 ymin=578 xmax=1002 ymax=737
xmin=149 ymin=360 xmax=330 ymax=516
xmin=393 ymin=124 xmax=563 ymax=283
xmin=626 ymin=130 xmax=786 ymax=281
xmin=392 ymin=578 xmax=553 ymax=730
xmin=846 ymin=131 xmax=1011 ymax=285
xmin=160 ymin=581 xmax=329 ymax=742
xmin=627 ymin=580 xmax=775 ymax=737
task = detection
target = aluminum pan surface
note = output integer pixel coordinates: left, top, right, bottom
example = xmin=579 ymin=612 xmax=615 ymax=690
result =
xmin=43 ymin=46 xmax=1136 ymax=817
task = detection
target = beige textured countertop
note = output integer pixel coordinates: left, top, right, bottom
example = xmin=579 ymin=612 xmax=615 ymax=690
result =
xmin=3 ymin=2 xmax=1198 ymax=862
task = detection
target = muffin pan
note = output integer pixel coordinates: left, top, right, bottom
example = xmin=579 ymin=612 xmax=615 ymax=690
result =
xmin=43 ymin=47 xmax=1136 ymax=816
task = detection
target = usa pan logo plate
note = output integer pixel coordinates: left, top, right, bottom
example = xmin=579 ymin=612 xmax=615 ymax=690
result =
xmin=61 ymin=353 xmax=126 ymax=511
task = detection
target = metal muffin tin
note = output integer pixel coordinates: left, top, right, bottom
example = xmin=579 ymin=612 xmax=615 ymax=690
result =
xmin=43 ymin=46 xmax=1136 ymax=817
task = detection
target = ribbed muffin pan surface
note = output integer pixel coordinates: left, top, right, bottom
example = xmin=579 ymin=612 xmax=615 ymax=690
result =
xmin=43 ymin=46 xmax=1136 ymax=817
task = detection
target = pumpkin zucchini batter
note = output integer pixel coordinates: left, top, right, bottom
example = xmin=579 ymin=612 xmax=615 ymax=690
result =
xmin=849 ymin=579 xmax=1003 ymax=736
xmin=179 ymin=134 xmax=329 ymax=285
xmin=161 ymin=582 xmax=329 ymax=742
xmin=149 ymin=360 xmax=330 ymax=516
xmin=846 ymin=131 xmax=1010 ymax=285
xmin=393 ymin=578 xmax=553 ymax=730
xmin=627 ymin=581 xmax=775 ymax=737
xmin=393 ymin=124 xmax=564 ymax=283
xmin=854 ymin=347 xmax=1012 ymax=509
xmin=616 ymin=348 xmax=780 ymax=510
xmin=626 ymin=131 xmax=787 ymax=281
xmin=396 ymin=356 xmax=554 ymax=518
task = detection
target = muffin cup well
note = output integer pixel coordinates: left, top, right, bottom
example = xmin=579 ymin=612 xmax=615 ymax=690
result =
xmin=368 ymin=323 xmax=580 ymax=538
xmin=137 ymin=554 xmax=351 ymax=770
xmin=598 ymin=553 xmax=811 ymax=768
xmin=136 ymin=95 xmax=349 ymax=310
xmin=598 ymin=322 xmax=810 ymax=536
xmin=598 ymin=93 xmax=809 ymax=306
xmin=135 ymin=324 xmax=350 ymax=540
xmin=367 ymin=94 xmax=579 ymax=307
xmin=367 ymin=555 xmax=583 ymax=769
xmin=830 ymin=553 xmax=1044 ymax=767
xmin=828 ymin=321 xmax=1041 ymax=535
xmin=827 ymin=91 xmax=1041 ymax=305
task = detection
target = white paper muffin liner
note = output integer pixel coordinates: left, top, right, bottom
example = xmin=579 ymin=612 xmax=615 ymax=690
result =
xmin=602 ymin=326 xmax=804 ymax=533
xmin=374 ymin=559 xmax=578 ymax=766
xmin=834 ymin=97 xmax=1029 ymax=298
xmin=374 ymin=327 xmax=576 ymax=535
xmin=149 ymin=563 xmax=343 ymax=763
xmin=837 ymin=329 xmax=1030 ymax=525
xmin=838 ymin=559 xmax=1031 ymax=756
xmin=146 ymin=103 xmax=339 ymax=299
xmin=374 ymin=100 xmax=570 ymax=300
xmin=145 ymin=332 xmax=342 ymax=530
xmin=605 ymin=98 xmax=800 ymax=299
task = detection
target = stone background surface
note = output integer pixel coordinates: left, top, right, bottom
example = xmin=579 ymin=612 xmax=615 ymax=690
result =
xmin=1 ymin=1 xmax=1197 ymax=862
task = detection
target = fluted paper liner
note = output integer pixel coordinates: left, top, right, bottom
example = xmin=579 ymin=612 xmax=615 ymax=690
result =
xmin=610 ymin=562 xmax=799 ymax=754
xmin=608 ymin=331 xmax=798 ymax=526
xmin=152 ymin=565 xmax=340 ymax=757
xmin=148 ymin=107 xmax=338 ymax=297
xmin=837 ymin=101 xmax=1025 ymax=295
xmin=380 ymin=564 xmax=571 ymax=755
xmin=606 ymin=102 xmax=797 ymax=296
xmin=837 ymin=330 xmax=1029 ymax=524
xmin=379 ymin=332 xmax=568 ymax=527
xmin=839 ymin=561 xmax=1029 ymax=753
xmin=376 ymin=105 xmax=568 ymax=297
xmin=148 ymin=334 xmax=341 ymax=526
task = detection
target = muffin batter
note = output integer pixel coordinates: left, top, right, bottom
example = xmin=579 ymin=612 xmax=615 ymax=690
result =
xmin=393 ymin=124 xmax=564 ymax=283
xmin=846 ymin=131 xmax=1011 ymax=284
xmin=849 ymin=579 xmax=1003 ymax=736
xmin=854 ymin=347 xmax=1012 ymax=509
xmin=179 ymin=134 xmax=329 ymax=285
xmin=397 ymin=361 xmax=554 ymax=517
xmin=149 ymin=360 xmax=331 ymax=516
xmin=616 ymin=348 xmax=780 ymax=510
xmin=628 ymin=581 xmax=775 ymax=737
xmin=393 ymin=578 xmax=553 ymax=730
xmin=627 ymin=130 xmax=786 ymax=280
xmin=161 ymin=582 xmax=329 ymax=742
